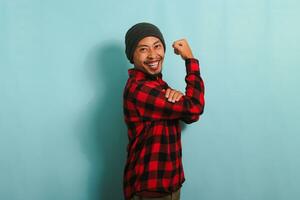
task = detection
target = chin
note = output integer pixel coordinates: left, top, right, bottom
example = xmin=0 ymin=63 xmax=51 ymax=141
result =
xmin=146 ymin=67 xmax=161 ymax=75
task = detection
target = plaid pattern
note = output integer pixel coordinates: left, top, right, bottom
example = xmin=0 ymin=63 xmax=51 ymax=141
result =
xmin=123 ymin=58 xmax=205 ymax=200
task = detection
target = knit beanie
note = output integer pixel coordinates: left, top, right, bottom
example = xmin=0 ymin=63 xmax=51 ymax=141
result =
xmin=125 ymin=22 xmax=166 ymax=64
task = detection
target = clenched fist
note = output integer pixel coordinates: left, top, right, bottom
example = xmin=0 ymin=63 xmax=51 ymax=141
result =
xmin=172 ymin=39 xmax=194 ymax=60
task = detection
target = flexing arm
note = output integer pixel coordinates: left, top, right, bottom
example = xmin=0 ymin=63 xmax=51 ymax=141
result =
xmin=130 ymin=39 xmax=205 ymax=123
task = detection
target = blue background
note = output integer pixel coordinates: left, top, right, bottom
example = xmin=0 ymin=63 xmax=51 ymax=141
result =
xmin=1 ymin=0 xmax=300 ymax=199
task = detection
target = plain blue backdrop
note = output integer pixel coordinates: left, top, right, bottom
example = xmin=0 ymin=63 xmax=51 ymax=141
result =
xmin=1 ymin=0 xmax=300 ymax=200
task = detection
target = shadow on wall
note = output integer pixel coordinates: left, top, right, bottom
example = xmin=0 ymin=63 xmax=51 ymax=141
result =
xmin=76 ymin=41 xmax=130 ymax=200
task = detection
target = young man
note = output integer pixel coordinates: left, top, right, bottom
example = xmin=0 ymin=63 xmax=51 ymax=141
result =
xmin=123 ymin=22 xmax=205 ymax=200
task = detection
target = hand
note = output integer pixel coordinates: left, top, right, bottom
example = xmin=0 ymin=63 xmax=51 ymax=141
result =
xmin=163 ymin=88 xmax=184 ymax=103
xmin=172 ymin=39 xmax=194 ymax=60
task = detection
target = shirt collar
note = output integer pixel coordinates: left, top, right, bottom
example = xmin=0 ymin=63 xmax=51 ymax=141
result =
xmin=128 ymin=68 xmax=163 ymax=81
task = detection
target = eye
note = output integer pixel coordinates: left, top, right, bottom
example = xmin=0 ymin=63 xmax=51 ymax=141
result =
xmin=139 ymin=48 xmax=147 ymax=52
xmin=154 ymin=44 xmax=162 ymax=49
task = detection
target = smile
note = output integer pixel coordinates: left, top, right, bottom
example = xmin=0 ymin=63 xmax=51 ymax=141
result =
xmin=145 ymin=61 xmax=160 ymax=69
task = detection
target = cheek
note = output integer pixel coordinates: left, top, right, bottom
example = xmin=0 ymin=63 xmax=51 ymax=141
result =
xmin=157 ymin=50 xmax=165 ymax=58
xmin=133 ymin=53 xmax=147 ymax=65
xmin=133 ymin=52 xmax=141 ymax=62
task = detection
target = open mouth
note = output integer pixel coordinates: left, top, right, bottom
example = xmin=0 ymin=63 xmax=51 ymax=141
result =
xmin=145 ymin=60 xmax=160 ymax=70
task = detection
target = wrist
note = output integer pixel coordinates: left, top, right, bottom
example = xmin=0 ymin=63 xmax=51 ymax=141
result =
xmin=184 ymin=53 xmax=194 ymax=60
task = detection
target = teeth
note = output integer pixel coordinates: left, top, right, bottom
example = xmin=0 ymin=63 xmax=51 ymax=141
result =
xmin=147 ymin=61 xmax=159 ymax=68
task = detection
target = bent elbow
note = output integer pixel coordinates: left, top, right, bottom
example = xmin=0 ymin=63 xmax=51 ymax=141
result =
xmin=193 ymin=102 xmax=205 ymax=116
xmin=182 ymin=115 xmax=199 ymax=124
xmin=181 ymin=98 xmax=205 ymax=124
xmin=199 ymin=104 xmax=205 ymax=115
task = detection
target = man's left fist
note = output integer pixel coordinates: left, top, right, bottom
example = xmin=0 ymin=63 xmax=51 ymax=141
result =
xmin=172 ymin=39 xmax=194 ymax=60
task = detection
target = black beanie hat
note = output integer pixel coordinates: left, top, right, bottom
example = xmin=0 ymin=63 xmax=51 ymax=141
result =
xmin=125 ymin=22 xmax=166 ymax=64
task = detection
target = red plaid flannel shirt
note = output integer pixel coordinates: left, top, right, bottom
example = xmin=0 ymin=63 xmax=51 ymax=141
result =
xmin=123 ymin=58 xmax=205 ymax=200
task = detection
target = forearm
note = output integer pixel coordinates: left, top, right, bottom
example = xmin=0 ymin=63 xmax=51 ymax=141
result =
xmin=180 ymin=58 xmax=205 ymax=123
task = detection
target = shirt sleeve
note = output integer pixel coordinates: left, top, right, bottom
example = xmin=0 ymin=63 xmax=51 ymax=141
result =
xmin=130 ymin=58 xmax=205 ymax=123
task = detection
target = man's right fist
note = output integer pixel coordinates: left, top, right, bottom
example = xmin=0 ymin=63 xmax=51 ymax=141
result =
xmin=172 ymin=39 xmax=194 ymax=60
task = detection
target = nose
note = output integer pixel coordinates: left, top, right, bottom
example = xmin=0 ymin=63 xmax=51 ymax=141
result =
xmin=147 ymin=48 xmax=156 ymax=59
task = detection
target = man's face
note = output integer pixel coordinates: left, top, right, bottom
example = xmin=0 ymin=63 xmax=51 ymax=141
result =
xmin=133 ymin=36 xmax=165 ymax=75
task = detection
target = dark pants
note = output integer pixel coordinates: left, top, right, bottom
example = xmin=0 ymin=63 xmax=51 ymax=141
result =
xmin=131 ymin=189 xmax=181 ymax=200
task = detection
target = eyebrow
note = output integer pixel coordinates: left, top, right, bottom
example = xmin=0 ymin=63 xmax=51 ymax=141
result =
xmin=136 ymin=40 xmax=161 ymax=48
